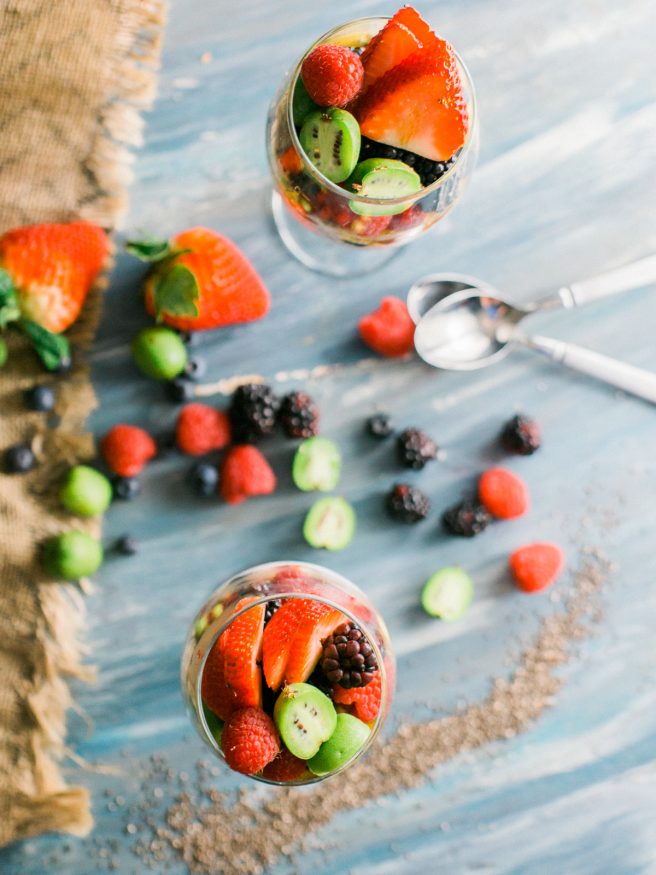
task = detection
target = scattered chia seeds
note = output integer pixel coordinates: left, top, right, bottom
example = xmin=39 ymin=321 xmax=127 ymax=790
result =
xmin=110 ymin=549 xmax=612 ymax=875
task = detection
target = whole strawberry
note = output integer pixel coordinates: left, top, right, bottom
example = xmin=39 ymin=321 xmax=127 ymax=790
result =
xmin=0 ymin=222 xmax=108 ymax=333
xmin=358 ymin=296 xmax=415 ymax=358
xmin=221 ymin=707 xmax=280 ymax=775
xmin=220 ymin=445 xmax=276 ymax=504
xmin=100 ymin=424 xmax=156 ymax=477
xmin=126 ymin=227 xmax=270 ymax=332
xmin=301 ymin=44 xmax=364 ymax=108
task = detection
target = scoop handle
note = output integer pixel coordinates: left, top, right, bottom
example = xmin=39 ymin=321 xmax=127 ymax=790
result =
xmin=543 ymin=254 xmax=656 ymax=309
xmin=523 ymin=334 xmax=656 ymax=404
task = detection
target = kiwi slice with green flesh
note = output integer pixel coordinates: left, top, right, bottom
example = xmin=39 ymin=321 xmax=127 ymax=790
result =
xmin=292 ymin=76 xmax=318 ymax=128
xmin=303 ymin=497 xmax=356 ymax=551
xmin=307 ymin=712 xmax=370 ymax=776
xmin=292 ymin=438 xmax=341 ymax=492
xmin=348 ymin=157 xmax=422 ymax=216
xmin=299 ymin=109 xmax=361 ymax=184
xmin=273 ymin=682 xmax=337 ymax=760
xmin=421 ymin=567 xmax=473 ymax=621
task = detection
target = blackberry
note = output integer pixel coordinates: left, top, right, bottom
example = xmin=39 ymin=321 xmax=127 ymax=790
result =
xmin=397 ymin=427 xmax=437 ymax=470
xmin=264 ymin=598 xmax=282 ymax=624
xmin=359 ymin=136 xmax=456 ymax=186
xmin=112 ymin=476 xmax=141 ymax=501
xmin=229 ymin=383 xmax=281 ymax=442
xmin=442 ymin=498 xmax=491 ymax=537
xmin=24 ymin=384 xmax=56 ymax=412
xmin=320 ymin=622 xmax=378 ymax=689
xmin=166 ymin=377 xmax=195 ymax=404
xmin=279 ymin=391 xmax=319 ymax=439
xmin=366 ymin=412 xmax=393 ymax=438
xmin=115 ymin=535 xmax=139 ymax=556
xmin=385 ymin=483 xmax=430 ymax=523
xmin=188 ymin=461 xmax=219 ymax=497
xmin=500 ymin=414 xmax=541 ymax=456
xmin=4 ymin=443 xmax=36 ymax=474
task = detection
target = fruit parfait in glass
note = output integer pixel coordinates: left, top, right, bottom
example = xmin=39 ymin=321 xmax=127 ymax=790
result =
xmin=181 ymin=561 xmax=394 ymax=784
xmin=266 ymin=5 xmax=478 ymax=277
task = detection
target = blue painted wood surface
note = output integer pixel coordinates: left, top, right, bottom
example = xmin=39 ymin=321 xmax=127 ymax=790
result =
xmin=3 ymin=0 xmax=656 ymax=872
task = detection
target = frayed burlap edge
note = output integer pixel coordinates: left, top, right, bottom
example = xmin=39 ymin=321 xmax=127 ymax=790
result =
xmin=0 ymin=0 xmax=166 ymax=847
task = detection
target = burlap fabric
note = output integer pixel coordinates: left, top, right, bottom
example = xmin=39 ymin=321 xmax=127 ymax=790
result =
xmin=0 ymin=0 xmax=165 ymax=845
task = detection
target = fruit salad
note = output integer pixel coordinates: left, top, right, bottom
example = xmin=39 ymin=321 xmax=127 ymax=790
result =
xmin=181 ymin=561 xmax=394 ymax=784
xmin=267 ymin=7 xmax=477 ymax=248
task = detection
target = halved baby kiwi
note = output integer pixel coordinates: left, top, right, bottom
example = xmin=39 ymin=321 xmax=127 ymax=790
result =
xmin=273 ymin=682 xmax=337 ymax=760
xmin=348 ymin=157 xmax=422 ymax=216
xmin=292 ymin=437 xmax=341 ymax=492
xmin=421 ymin=567 xmax=473 ymax=621
xmin=299 ymin=108 xmax=361 ymax=184
xmin=307 ymin=712 xmax=370 ymax=776
xmin=303 ymin=497 xmax=356 ymax=551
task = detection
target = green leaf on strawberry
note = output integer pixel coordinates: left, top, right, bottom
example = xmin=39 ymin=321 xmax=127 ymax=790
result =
xmin=0 ymin=268 xmax=20 ymax=328
xmin=153 ymin=263 xmax=200 ymax=320
xmin=18 ymin=318 xmax=70 ymax=371
xmin=125 ymin=237 xmax=172 ymax=262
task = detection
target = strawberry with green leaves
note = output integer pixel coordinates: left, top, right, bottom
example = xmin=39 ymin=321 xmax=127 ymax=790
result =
xmin=127 ymin=227 xmax=270 ymax=332
xmin=0 ymin=221 xmax=109 ymax=370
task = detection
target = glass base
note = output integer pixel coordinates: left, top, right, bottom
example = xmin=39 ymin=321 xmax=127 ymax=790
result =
xmin=271 ymin=190 xmax=400 ymax=278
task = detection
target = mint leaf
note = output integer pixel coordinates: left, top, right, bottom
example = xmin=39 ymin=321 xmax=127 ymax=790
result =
xmin=153 ymin=263 xmax=199 ymax=319
xmin=0 ymin=268 xmax=20 ymax=328
xmin=18 ymin=319 xmax=70 ymax=371
xmin=125 ymin=237 xmax=172 ymax=262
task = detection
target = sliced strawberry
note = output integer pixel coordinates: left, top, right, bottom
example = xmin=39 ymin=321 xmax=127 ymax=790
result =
xmin=360 ymin=20 xmax=421 ymax=93
xmin=201 ymin=638 xmax=235 ymax=721
xmin=332 ymin=672 xmax=382 ymax=722
xmin=262 ymin=599 xmax=315 ymax=690
xmin=221 ymin=599 xmax=265 ymax=710
xmin=284 ymin=603 xmax=347 ymax=685
xmin=393 ymin=6 xmax=439 ymax=48
xmin=356 ymin=45 xmax=468 ymax=162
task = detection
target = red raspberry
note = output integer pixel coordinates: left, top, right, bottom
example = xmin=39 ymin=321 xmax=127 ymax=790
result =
xmin=261 ymin=747 xmax=309 ymax=783
xmin=221 ymin=707 xmax=280 ymax=775
xmin=478 ymin=467 xmax=529 ymax=519
xmin=358 ymin=296 xmax=415 ymax=358
xmin=220 ymin=445 xmax=276 ymax=505
xmin=100 ymin=424 xmax=156 ymax=477
xmin=301 ymin=44 xmax=364 ymax=107
xmin=332 ymin=672 xmax=382 ymax=723
xmin=175 ymin=403 xmax=231 ymax=456
xmin=510 ymin=542 xmax=565 ymax=593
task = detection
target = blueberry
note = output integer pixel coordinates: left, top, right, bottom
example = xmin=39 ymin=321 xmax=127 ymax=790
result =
xmin=24 ymin=384 xmax=56 ymax=412
xmin=112 ymin=476 xmax=141 ymax=501
xmin=166 ymin=377 xmax=195 ymax=404
xmin=366 ymin=413 xmax=393 ymax=438
xmin=115 ymin=535 xmax=139 ymax=555
xmin=5 ymin=443 xmax=36 ymax=473
xmin=189 ymin=461 xmax=219 ymax=497
xmin=183 ymin=356 xmax=207 ymax=381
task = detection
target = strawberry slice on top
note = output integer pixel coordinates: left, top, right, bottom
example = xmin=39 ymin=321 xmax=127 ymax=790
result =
xmin=356 ymin=42 xmax=468 ymax=162
xmin=283 ymin=602 xmax=347 ymax=685
xmin=393 ymin=6 xmax=439 ymax=48
xmin=360 ymin=19 xmax=421 ymax=93
xmin=220 ymin=599 xmax=266 ymax=711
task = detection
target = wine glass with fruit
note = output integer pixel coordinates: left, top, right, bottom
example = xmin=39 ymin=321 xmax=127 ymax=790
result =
xmin=266 ymin=6 xmax=478 ymax=277
xmin=181 ymin=562 xmax=394 ymax=784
